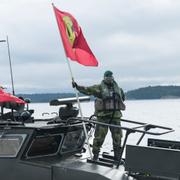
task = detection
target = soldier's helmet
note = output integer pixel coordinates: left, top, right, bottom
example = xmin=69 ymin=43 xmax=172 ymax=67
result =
xmin=104 ymin=70 xmax=113 ymax=77
xmin=104 ymin=71 xmax=114 ymax=85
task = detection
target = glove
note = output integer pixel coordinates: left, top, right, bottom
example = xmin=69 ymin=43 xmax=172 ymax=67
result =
xmin=72 ymin=81 xmax=78 ymax=88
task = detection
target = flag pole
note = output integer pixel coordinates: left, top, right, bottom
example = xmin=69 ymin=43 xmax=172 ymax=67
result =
xmin=66 ymin=57 xmax=93 ymax=159
xmin=52 ymin=3 xmax=93 ymax=159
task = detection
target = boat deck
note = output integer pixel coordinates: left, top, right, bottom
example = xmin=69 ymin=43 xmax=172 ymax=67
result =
xmin=22 ymin=154 xmax=130 ymax=180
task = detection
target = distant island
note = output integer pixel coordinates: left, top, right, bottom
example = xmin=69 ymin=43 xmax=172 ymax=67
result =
xmin=126 ymin=85 xmax=180 ymax=100
xmin=17 ymin=85 xmax=180 ymax=103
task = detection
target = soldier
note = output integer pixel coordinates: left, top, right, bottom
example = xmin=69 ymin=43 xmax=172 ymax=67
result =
xmin=72 ymin=70 xmax=125 ymax=161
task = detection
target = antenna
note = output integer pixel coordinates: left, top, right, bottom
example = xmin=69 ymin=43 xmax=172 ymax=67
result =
xmin=0 ymin=37 xmax=15 ymax=95
xmin=6 ymin=36 xmax=15 ymax=95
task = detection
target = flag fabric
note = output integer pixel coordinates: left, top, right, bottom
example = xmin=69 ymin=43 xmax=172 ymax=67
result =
xmin=0 ymin=89 xmax=26 ymax=110
xmin=53 ymin=5 xmax=98 ymax=66
xmin=0 ymin=89 xmax=25 ymax=104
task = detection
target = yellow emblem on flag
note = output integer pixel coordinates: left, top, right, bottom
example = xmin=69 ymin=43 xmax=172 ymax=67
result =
xmin=63 ymin=16 xmax=76 ymax=46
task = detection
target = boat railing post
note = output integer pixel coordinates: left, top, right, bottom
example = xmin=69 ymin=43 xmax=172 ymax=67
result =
xmin=136 ymin=132 xmax=146 ymax=145
xmin=116 ymin=129 xmax=135 ymax=168
xmin=136 ymin=124 xmax=156 ymax=145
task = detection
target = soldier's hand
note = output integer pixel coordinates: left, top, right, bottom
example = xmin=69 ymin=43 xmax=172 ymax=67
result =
xmin=72 ymin=81 xmax=78 ymax=88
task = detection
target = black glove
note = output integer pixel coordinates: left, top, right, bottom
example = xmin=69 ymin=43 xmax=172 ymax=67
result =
xmin=72 ymin=81 xmax=78 ymax=88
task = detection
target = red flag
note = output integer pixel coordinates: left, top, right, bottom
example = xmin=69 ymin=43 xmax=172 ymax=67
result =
xmin=53 ymin=5 xmax=98 ymax=66
xmin=0 ymin=89 xmax=26 ymax=110
xmin=0 ymin=89 xmax=25 ymax=104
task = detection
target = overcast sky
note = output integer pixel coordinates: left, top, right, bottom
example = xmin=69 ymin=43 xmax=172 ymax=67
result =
xmin=0 ymin=0 xmax=180 ymax=94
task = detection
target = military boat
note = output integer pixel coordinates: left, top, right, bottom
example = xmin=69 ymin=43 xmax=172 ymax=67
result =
xmin=0 ymin=96 xmax=179 ymax=180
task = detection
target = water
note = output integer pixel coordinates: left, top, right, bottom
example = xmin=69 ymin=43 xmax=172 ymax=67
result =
xmin=30 ymin=99 xmax=180 ymax=153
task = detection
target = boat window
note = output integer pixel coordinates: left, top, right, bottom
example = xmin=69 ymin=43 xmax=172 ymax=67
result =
xmin=27 ymin=134 xmax=62 ymax=157
xmin=0 ymin=134 xmax=26 ymax=157
xmin=61 ymin=129 xmax=85 ymax=153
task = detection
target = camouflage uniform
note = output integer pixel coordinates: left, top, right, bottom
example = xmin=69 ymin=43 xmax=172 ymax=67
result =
xmin=76 ymin=80 xmax=125 ymax=160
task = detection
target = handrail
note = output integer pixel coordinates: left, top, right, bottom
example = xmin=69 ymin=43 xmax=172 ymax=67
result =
xmin=76 ymin=117 xmax=174 ymax=168
xmin=121 ymin=118 xmax=146 ymax=125
xmin=132 ymin=124 xmax=149 ymax=130
xmin=77 ymin=118 xmax=174 ymax=136
xmin=121 ymin=118 xmax=173 ymax=131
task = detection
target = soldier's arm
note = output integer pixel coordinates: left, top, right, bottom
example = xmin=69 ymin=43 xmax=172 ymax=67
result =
xmin=77 ymin=84 xmax=101 ymax=98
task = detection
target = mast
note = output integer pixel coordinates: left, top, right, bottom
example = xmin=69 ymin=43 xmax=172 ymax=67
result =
xmin=6 ymin=36 xmax=15 ymax=95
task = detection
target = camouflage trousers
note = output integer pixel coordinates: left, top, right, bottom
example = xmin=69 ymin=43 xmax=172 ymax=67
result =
xmin=92 ymin=117 xmax=122 ymax=155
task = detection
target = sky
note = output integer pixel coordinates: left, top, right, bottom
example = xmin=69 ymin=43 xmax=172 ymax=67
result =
xmin=0 ymin=0 xmax=180 ymax=94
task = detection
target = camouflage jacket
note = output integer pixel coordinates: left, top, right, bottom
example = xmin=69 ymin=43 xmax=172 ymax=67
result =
xmin=76 ymin=80 xmax=125 ymax=118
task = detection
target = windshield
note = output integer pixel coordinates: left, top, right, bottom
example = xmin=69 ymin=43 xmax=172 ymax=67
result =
xmin=0 ymin=134 xmax=26 ymax=157
xmin=27 ymin=134 xmax=63 ymax=157
xmin=61 ymin=129 xmax=85 ymax=153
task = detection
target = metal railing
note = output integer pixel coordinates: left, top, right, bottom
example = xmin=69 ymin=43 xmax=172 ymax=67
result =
xmin=77 ymin=117 xmax=174 ymax=168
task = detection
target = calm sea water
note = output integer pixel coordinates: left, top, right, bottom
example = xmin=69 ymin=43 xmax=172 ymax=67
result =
xmin=30 ymin=99 xmax=180 ymax=153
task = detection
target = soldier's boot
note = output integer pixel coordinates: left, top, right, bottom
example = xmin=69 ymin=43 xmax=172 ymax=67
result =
xmin=114 ymin=148 xmax=121 ymax=162
xmin=93 ymin=153 xmax=99 ymax=161
xmin=92 ymin=144 xmax=100 ymax=161
xmin=114 ymin=148 xmax=125 ymax=165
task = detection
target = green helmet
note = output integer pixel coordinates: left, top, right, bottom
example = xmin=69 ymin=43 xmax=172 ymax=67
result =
xmin=104 ymin=70 xmax=113 ymax=77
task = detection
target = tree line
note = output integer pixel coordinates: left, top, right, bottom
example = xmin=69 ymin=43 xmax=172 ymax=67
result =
xmin=17 ymin=85 xmax=180 ymax=102
xmin=126 ymin=85 xmax=180 ymax=100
